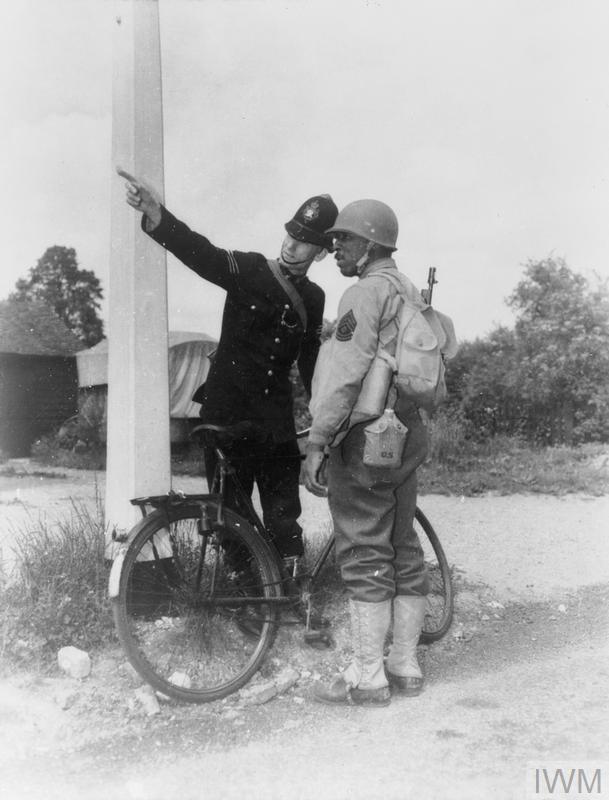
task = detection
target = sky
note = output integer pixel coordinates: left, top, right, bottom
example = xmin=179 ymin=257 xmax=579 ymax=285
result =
xmin=1 ymin=0 xmax=608 ymax=344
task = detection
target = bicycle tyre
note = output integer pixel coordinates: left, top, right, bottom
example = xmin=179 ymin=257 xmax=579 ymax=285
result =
xmin=415 ymin=507 xmax=454 ymax=643
xmin=113 ymin=501 xmax=281 ymax=703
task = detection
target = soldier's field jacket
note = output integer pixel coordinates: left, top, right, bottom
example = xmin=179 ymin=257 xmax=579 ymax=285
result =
xmin=145 ymin=207 xmax=324 ymax=443
xmin=309 ymin=258 xmax=422 ymax=448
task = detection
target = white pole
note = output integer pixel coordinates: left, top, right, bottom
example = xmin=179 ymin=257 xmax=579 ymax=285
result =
xmin=106 ymin=0 xmax=170 ymax=545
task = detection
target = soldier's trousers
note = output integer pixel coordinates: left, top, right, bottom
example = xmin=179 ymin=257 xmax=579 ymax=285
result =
xmin=327 ymin=412 xmax=429 ymax=603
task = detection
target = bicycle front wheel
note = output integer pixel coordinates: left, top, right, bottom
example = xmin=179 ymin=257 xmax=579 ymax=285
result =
xmin=415 ymin=507 xmax=453 ymax=643
xmin=113 ymin=502 xmax=281 ymax=703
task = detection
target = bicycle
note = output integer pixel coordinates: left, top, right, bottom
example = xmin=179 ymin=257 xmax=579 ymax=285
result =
xmin=109 ymin=424 xmax=453 ymax=704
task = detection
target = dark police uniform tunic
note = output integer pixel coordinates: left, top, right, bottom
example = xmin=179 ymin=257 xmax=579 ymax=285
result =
xmin=145 ymin=206 xmax=325 ymax=556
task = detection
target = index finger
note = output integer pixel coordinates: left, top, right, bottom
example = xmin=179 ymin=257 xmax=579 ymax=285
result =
xmin=116 ymin=166 xmax=137 ymax=184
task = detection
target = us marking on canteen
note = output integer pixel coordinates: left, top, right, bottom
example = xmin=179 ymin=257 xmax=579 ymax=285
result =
xmin=362 ymin=409 xmax=408 ymax=468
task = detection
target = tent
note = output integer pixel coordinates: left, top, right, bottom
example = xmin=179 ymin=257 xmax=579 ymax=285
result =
xmin=76 ymin=331 xmax=217 ymax=426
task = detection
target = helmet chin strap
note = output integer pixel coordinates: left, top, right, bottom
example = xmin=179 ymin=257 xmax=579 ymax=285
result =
xmin=356 ymin=241 xmax=374 ymax=275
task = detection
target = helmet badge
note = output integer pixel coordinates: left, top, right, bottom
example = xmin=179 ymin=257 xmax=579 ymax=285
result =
xmin=302 ymin=200 xmax=320 ymax=223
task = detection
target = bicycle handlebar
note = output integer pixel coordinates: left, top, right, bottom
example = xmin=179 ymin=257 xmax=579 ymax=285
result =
xmin=191 ymin=422 xmax=311 ymax=442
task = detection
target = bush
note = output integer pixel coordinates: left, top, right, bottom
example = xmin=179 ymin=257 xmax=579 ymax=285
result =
xmin=31 ymin=391 xmax=107 ymax=470
xmin=426 ymin=406 xmax=473 ymax=464
xmin=1 ymin=503 xmax=113 ymax=664
xmin=444 ymin=259 xmax=609 ymax=446
xmin=31 ymin=435 xmax=106 ymax=471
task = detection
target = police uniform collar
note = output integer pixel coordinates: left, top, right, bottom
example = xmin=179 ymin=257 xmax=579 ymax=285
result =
xmin=279 ymin=265 xmax=307 ymax=286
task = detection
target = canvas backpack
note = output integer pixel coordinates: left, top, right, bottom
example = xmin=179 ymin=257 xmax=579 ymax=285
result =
xmin=375 ymin=271 xmax=458 ymax=413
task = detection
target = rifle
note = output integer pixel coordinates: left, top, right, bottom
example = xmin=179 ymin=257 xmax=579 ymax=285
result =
xmin=421 ymin=267 xmax=438 ymax=305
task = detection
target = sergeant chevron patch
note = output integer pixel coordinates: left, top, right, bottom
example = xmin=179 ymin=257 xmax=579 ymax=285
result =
xmin=336 ymin=309 xmax=357 ymax=341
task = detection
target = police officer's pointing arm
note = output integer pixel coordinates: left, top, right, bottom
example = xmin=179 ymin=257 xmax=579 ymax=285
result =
xmin=117 ymin=167 xmax=247 ymax=291
xmin=117 ymin=168 xmax=162 ymax=229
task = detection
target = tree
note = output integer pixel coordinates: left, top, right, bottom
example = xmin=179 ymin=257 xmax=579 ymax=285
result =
xmin=445 ymin=326 xmax=522 ymax=439
xmin=507 ymin=257 xmax=609 ymax=443
xmin=12 ymin=246 xmax=104 ymax=347
xmin=446 ymin=257 xmax=609 ymax=445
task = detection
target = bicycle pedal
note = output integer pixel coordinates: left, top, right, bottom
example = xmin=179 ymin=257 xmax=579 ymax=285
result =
xmin=280 ymin=607 xmax=304 ymax=625
xmin=304 ymin=629 xmax=334 ymax=650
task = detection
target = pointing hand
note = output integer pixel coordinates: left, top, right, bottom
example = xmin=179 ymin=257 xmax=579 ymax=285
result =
xmin=116 ymin=167 xmax=162 ymax=228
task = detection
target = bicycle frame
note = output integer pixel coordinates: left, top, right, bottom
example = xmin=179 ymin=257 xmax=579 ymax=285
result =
xmin=109 ymin=427 xmax=453 ymax=702
xmin=203 ymin=434 xmax=337 ymax=583
xmin=110 ymin=426 xmax=451 ymax=639
xmin=108 ymin=436 xmax=335 ymax=620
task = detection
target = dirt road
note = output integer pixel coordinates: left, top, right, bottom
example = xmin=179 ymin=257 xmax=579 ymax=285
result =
xmin=0 ymin=466 xmax=608 ymax=799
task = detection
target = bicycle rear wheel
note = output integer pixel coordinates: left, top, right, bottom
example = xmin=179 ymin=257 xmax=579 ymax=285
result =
xmin=415 ymin=507 xmax=453 ymax=643
xmin=113 ymin=502 xmax=281 ymax=703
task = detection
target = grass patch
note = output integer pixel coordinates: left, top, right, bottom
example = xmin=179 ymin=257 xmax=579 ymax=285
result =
xmin=30 ymin=437 xmax=106 ymax=471
xmin=0 ymin=434 xmax=606 ymax=674
xmin=419 ymin=438 xmax=609 ymax=496
xmin=0 ymin=465 xmax=68 ymax=480
xmin=0 ymin=502 xmax=113 ymax=668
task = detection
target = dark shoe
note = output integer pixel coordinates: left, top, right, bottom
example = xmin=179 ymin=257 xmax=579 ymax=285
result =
xmin=312 ymin=675 xmax=390 ymax=707
xmin=386 ymin=669 xmax=424 ymax=696
xmin=282 ymin=556 xmax=307 ymax=599
xmin=235 ymin=607 xmax=265 ymax=639
xmin=228 ymin=569 xmax=265 ymax=639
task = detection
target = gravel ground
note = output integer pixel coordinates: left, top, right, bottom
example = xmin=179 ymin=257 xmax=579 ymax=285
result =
xmin=0 ymin=463 xmax=608 ymax=800
xmin=2 ymin=463 xmax=608 ymax=600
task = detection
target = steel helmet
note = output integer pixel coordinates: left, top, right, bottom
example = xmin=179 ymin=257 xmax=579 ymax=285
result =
xmin=326 ymin=199 xmax=399 ymax=251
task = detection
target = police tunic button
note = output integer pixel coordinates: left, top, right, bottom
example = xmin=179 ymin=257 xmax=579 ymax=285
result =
xmin=274 ymin=337 xmax=280 ymax=343
xmin=267 ymin=370 xmax=273 ymax=376
xmin=250 ymin=305 xmax=256 ymax=310
xmin=264 ymin=389 xmax=269 ymax=395
xmin=270 ymin=354 xmax=275 ymax=360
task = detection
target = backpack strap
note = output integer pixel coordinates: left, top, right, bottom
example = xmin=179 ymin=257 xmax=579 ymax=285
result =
xmin=266 ymin=259 xmax=308 ymax=330
xmin=370 ymin=270 xmax=420 ymax=371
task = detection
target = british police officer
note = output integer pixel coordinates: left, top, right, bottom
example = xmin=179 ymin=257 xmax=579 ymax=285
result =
xmin=118 ymin=168 xmax=338 ymax=573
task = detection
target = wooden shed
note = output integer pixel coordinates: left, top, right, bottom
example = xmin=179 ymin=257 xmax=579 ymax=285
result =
xmin=0 ymin=299 xmax=84 ymax=456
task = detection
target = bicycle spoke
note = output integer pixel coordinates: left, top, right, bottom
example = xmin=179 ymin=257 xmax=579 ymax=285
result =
xmin=113 ymin=503 xmax=280 ymax=703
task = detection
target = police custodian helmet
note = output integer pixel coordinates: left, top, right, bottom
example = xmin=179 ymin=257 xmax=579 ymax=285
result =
xmin=285 ymin=194 xmax=339 ymax=249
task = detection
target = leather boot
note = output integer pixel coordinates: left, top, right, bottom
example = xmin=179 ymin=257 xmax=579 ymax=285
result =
xmin=386 ymin=595 xmax=427 ymax=696
xmin=313 ymin=599 xmax=391 ymax=706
